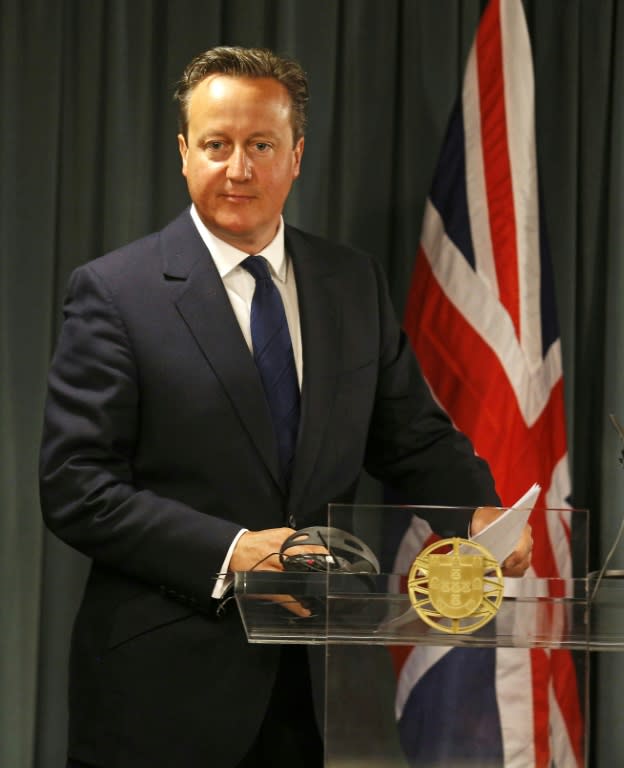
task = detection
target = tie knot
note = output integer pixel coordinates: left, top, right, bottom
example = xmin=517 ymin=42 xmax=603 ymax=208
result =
xmin=241 ymin=255 xmax=271 ymax=282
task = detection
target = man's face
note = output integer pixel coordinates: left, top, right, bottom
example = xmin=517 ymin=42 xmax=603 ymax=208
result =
xmin=178 ymin=74 xmax=304 ymax=254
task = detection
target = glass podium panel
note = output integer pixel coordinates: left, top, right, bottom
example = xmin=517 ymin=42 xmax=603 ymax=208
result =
xmin=234 ymin=505 xmax=623 ymax=766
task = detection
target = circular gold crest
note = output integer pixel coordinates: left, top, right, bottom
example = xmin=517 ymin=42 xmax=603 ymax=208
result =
xmin=407 ymin=537 xmax=503 ymax=634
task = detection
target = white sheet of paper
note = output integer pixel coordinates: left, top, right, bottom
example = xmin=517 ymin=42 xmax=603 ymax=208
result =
xmin=465 ymin=482 xmax=541 ymax=563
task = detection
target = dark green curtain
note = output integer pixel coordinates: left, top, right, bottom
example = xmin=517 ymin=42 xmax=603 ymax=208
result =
xmin=1 ymin=1 xmax=622 ymax=766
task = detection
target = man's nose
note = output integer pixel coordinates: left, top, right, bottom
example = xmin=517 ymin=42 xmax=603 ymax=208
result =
xmin=227 ymin=148 xmax=252 ymax=181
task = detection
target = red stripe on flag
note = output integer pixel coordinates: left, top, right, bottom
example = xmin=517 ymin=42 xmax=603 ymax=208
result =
xmin=530 ymin=648 xmax=584 ymax=768
xmin=476 ymin=0 xmax=521 ymax=336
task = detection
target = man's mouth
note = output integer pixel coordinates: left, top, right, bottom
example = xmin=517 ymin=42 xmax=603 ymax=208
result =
xmin=221 ymin=192 xmax=255 ymax=202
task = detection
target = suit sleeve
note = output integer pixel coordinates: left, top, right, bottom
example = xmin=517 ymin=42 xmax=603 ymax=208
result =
xmin=363 ymin=256 xmax=500 ymax=509
xmin=39 ymin=264 xmax=242 ymax=607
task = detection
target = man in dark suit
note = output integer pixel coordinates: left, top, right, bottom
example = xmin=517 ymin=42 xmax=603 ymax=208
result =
xmin=40 ymin=46 xmax=531 ymax=768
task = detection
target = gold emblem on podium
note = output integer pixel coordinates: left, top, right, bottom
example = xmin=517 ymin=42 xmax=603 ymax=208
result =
xmin=407 ymin=538 xmax=503 ymax=634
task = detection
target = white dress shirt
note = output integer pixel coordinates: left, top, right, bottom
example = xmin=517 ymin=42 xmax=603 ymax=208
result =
xmin=189 ymin=205 xmax=303 ymax=598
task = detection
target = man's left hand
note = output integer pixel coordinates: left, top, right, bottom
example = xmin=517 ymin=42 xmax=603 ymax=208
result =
xmin=471 ymin=507 xmax=533 ymax=577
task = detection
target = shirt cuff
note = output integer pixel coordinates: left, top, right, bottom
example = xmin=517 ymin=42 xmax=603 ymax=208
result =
xmin=211 ymin=528 xmax=248 ymax=600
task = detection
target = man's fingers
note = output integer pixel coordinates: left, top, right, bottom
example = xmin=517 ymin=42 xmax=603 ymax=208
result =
xmin=502 ymin=552 xmax=532 ymax=577
xmin=502 ymin=524 xmax=533 ymax=576
xmin=230 ymin=527 xmax=329 ymax=573
xmin=230 ymin=527 xmax=296 ymax=572
xmin=471 ymin=508 xmax=534 ymax=578
xmin=265 ymin=593 xmax=312 ymax=618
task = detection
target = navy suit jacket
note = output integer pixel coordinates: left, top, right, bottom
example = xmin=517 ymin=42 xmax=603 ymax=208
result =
xmin=40 ymin=208 xmax=498 ymax=766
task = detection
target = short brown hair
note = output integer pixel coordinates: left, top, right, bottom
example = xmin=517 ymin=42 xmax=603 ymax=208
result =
xmin=174 ymin=46 xmax=309 ymax=143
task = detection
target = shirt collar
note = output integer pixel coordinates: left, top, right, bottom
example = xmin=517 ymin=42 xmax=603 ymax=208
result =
xmin=189 ymin=205 xmax=287 ymax=282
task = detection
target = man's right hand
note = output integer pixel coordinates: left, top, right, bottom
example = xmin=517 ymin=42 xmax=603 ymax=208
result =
xmin=230 ymin=527 xmax=291 ymax=572
xmin=229 ymin=527 xmax=328 ymax=572
xmin=229 ymin=527 xmax=328 ymax=617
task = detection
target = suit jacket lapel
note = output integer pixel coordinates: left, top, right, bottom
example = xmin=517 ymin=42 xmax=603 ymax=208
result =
xmin=285 ymin=227 xmax=341 ymax=514
xmin=160 ymin=211 xmax=281 ymax=487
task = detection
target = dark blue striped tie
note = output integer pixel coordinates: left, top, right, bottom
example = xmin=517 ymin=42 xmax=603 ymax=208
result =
xmin=241 ymin=256 xmax=300 ymax=485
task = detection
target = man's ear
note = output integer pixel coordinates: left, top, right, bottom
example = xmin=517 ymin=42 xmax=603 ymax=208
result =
xmin=292 ymin=137 xmax=304 ymax=179
xmin=178 ymin=134 xmax=189 ymax=176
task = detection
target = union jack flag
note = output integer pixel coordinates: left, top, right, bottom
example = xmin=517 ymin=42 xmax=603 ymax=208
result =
xmin=396 ymin=0 xmax=584 ymax=765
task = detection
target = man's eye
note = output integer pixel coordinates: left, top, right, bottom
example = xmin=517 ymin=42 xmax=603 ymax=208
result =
xmin=255 ymin=143 xmax=271 ymax=152
xmin=206 ymin=141 xmax=224 ymax=151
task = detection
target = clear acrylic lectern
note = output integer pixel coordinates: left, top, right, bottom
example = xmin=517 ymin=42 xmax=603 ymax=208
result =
xmin=235 ymin=505 xmax=624 ymax=767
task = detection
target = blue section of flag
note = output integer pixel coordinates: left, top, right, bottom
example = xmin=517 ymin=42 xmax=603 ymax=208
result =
xmin=398 ymin=647 xmax=503 ymax=767
xmin=429 ymin=101 xmax=476 ymax=270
